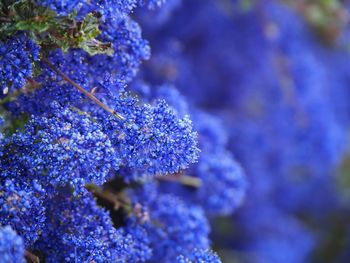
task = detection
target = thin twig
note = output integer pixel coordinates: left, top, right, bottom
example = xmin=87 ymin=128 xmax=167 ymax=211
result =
xmin=86 ymin=184 xmax=131 ymax=210
xmin=90 ymin=187 xmax=150 ymax=222
xmin=155 ymin=174 xmax=202 ymax=188
xmin=25 ymin=250 xmax=40 ymax=263
xmin=42 ymin=58 xmax=124 ymax=120
xmin=91 ymin=189 xmax=125 ymax=210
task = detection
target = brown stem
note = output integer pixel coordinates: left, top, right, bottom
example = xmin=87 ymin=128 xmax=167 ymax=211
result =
xmin=86 ymin=183 xmax=131 ymax=209
xmin=88 ymin=187 xmax=149 ymax=222
xmin=25 ymin=250 xmax=40 ymax=263
xmin=155 ymin=174 xmax=202 ymax=188
xmin=41 ymin=58 xmax=124 ymax=120
xmin=26 ymin=78 xmax=41 ymax=89
xmin=91 ymin=189 xmax=125 ymax=210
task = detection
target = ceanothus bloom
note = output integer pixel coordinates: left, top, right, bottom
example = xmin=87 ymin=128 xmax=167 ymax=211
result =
xmin=0 ymin=226 xmax=25 ymax=263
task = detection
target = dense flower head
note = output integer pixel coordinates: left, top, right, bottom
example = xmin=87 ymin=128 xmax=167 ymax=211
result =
xmin=176 ymin=249 xmax=222 ymax=263
xmin=119 ymin=218 xmax=153 ymax=262
xmin=142 ymin=85 xmax=246 ymax=215
xmin=7 ymin=50 xmax=86 ymax=116
xmin=146 ymin=194 xmax=210 ymax=262
xmin=35 ymin=189 xmax=137 ymax=262
xmin=0 ymin=35 xmax=39 ymax=94
xmin=1 ymin=102 xmax=118 ymax=191
xmin=0 ymin=178 xmax=46 ymax=246
xmin=191 ymin=151 xmax=246 ymax=215
xmin=100 ymin=90 xmax=199 ymax=180
xmin=187 ymin=111 xmax=246 ymax=215
xmin=159 ymin=151 xmax=246 ymax=216
xmin=0 ymin=226 xmax=25 ymax=263
xmin=99 ymin=16 xmax=151 ymax=83
xmin=130 ymin=185 xmax=210 ymax=262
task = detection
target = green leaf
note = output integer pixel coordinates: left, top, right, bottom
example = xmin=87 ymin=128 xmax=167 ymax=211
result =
xmin=0 ymin=2 xmax=113 ymax=56
xmin=80 ymin=39 xmax=114 ymax=56
xmin=80 ymin=12 xmax=101 ymax=39
xmin=15 ymin=20 xmax=51 ymax=32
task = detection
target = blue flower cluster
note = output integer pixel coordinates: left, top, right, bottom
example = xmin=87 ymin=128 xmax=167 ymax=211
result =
xmin=5 ymin=0 xmax=350 ymax=262
xmin=100 ymin=90 xmax=199 ymax=179
xmin=129 ymin=184 xmax=211 ymax=262
xmin=139 ymin=85 xmax=246 ymax=216
xmin=0 ymin=178 xmax=46 ymax=246
xmin=0 ymin=0 xmax=248 ymax=262
xmin=0 ymin=35 xmax=39 ymax=94
xmin=1 ymin=103 xmax=118 ymax=191
xmin=35 ymin=188 xmax=149 ymax=262
xmin=0 ymin=226 xmax=25 ymax=263
xmin=134 ymin=0 xmax=350 ymax=262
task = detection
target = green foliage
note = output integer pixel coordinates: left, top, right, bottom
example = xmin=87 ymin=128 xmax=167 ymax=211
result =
xmin=0 ymin=0 xmax=113 ymax=56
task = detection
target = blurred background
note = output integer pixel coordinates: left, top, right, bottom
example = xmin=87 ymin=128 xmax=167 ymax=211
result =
xmin=134 ymin=0 xmax=350 ymax=262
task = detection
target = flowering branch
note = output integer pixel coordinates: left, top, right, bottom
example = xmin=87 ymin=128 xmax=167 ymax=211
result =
xmin=42 ymin=58 xmax=124 ymax=120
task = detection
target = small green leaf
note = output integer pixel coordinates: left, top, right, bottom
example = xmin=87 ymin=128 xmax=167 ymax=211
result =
xmin=80 ymin=39 xmax=114 ymax=56
xmin=15 ymin=20 xmax=50 ymax=32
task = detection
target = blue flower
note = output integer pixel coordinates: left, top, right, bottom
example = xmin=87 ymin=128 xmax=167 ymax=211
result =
xmin=101 ymin=91 xmax=199 ymax=180
xmin=35 ymin=188 xmax=150 ymax=262
xmin=1 ymin=102 xmax=118 ymax=191
xmin=0 ymin=178 xmax=46 ymax=246
xmin=130 ymin=185 xmax=210 ymax=262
